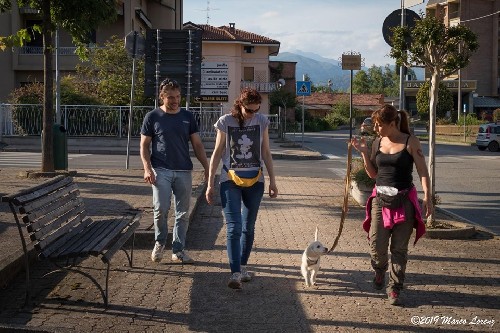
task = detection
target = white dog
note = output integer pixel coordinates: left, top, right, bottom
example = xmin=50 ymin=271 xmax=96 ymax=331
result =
xmin=301 ymin=227 xmax=328 ymax=287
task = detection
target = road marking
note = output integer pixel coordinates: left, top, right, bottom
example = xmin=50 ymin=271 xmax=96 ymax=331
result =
xmin=323 ymin=154 xmax=342 ymax=160
xmin=445 ymin=155 xmax=499 ymax=161
xmin=328 ymin=168 xmax=346 ymax=177
xmin=0 ymin=152 xmax=91 ymax=167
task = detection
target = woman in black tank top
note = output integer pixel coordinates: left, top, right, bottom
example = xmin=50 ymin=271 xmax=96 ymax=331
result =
xmin=351 ymin=104 xmax=432 ymax=306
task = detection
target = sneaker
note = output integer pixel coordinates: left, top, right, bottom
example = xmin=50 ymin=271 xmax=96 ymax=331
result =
xmin=388 ymin=291 xmax=400 ymax=306
xmin=151 ymin=241 xmax=165 ymax=262
xmin=240 ymin=266 xmax=252 ymax=282
xmin=373 ymin=271 xmax=385 ymax=290
xmin=228 ymin=272 xmax=242 ymax=289
xmin=172 ymin=250 xmax=195 ymax=264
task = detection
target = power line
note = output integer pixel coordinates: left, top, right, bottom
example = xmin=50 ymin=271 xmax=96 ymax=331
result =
xmin=461 ymin=10 xmax=500 ymax=23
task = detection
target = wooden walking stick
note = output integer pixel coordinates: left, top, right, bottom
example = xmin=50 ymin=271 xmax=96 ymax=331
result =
xmin=327 ymin=141 xmax=352 ymax=253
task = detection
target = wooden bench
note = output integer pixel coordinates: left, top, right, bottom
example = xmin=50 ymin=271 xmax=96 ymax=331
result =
xmin=1 ymin=175 xmax=140 ymax=307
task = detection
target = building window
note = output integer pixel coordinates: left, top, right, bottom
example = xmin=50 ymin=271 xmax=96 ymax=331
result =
xmin=244 ymin=46 xmax=255 ymax=54
xmin=243 ymin=67 xmax=254 ymax=81
xmin=88 ymin=29 xmax=97 ymax=44
xmin=25 ymin=19 xmax=43 ymax=47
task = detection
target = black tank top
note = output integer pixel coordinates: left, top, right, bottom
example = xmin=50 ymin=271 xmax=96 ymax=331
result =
xmin=375 ymin=135 xmax=413 ymax=190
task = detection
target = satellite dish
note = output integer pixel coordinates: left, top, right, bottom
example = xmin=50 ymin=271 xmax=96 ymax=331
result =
xmin=382 ymin=9 xmax=420 ymax=47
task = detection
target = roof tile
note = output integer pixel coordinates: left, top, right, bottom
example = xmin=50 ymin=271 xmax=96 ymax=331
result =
xmin=184 ymin=22 xmax=280 ymax=45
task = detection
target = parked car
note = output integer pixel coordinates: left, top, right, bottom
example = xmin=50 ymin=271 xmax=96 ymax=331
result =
xmin=360 ymin=117 xmax=374 ymax=136
xmin=475 ymin=123 xmax=500 ymax=152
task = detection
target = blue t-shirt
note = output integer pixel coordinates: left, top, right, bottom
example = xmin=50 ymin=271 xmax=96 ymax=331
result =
xmin=140 ymin=108 xmax=199 ymax=170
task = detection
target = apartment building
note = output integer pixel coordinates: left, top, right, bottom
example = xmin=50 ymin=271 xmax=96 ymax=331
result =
xmin=0 ymin=0 xmax=182 ymax=102
xmin=183 ymin=22 xmax=281 ymax=114
xmin=425 ymin=0 xmax=500 ymax=116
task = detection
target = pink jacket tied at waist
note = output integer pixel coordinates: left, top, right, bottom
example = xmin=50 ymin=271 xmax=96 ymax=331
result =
xmin=363 ymin=186 xmax=426 ymax=244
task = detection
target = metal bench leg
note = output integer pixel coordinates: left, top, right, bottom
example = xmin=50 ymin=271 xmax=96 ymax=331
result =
xmin=120 ymin=232 xmax=136 ymax=267
xmin=44 ymin=261 xmax=108 ymax=307
xmin=9 ymin=202 xmax=31 ymax=308
xmin=104 ymin=263 xmax=110 ymax=307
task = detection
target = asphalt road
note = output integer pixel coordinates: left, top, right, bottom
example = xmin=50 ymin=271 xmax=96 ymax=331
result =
xmin=292 ymin=130 xmax=500 ymax=235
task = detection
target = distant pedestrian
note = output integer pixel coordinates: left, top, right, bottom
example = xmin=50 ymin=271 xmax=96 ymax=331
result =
xmin=140 ymin=78 xmax=209 ymax=264
xmin=351 ymin=104 xmax=431 ymax=306
xmin=206 ymin=88 xmax=278 ymax=289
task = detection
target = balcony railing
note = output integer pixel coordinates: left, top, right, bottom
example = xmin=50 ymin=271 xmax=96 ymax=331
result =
xmin=19 ymin=46 xmax=96 ymax=55
xmin=240 ymin=81 xmax=281 ymax=93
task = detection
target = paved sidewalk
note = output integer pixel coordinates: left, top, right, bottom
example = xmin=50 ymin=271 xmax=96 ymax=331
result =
xmin=0 ymin=140 xmax=498 ymax=332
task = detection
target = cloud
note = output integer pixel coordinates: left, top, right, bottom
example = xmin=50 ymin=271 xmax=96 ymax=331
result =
xmin=184 ymin=0 xmax=426 ymax=67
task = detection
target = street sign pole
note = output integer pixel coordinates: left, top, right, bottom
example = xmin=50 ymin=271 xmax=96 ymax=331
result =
xmin=399 ymin=0 xmax=406 ymax=111
xmin=186 ymin=30 xmax=192 ymax=110
xmin=302 ymin=95 xmax=305 ymax=146
xmin=340 ymin=52 xmax=362 ymax=140
xmin=126 ymin=31 xmax=138 ymax=170
xmin=296 ymin=78 xmax=311 ymax=146
xmin=124 ymin=30 xmax=145 ymax=169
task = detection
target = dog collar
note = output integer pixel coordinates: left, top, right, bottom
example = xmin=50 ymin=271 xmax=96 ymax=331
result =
xmin=307 ymin=257 xmax=318 ymax=265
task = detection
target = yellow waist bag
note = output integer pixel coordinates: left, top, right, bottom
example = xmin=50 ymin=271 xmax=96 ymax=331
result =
xmin=223 ymin=165 xmax=262 ymax=187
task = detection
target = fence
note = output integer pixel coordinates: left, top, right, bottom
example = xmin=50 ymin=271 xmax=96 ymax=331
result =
xmin=0 ymin=104 xmax=279 ymax=139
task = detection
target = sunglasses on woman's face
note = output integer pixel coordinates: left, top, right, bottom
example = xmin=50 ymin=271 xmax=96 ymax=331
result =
xmin=244 ymin=105 xmax=260 ymax=113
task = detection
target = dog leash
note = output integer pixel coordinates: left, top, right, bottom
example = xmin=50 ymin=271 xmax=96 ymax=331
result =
xmin=327 ymin=141 xmax=352 ymax=253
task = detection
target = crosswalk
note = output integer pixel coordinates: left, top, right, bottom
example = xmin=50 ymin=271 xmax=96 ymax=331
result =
xmin=322 ymin=154 xmax=342 ymax=160
xmin=0 ymin=152 xmax=90 ymax=167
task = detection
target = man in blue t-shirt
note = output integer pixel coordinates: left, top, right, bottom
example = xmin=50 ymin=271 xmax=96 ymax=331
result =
xmin=140 ymin=78 xmax=209 ymax=264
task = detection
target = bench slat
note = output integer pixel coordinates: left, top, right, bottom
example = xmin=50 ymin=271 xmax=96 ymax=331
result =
xmin=87 ymin=217 xmax=132 ymax=255
xmin=24 ymin=190 xmax=80 ymax=225
xmin=1 ymin=175 xmax=67 ymax=203
xmin=26 ymin=197 xmax=84 ymax=233
xmin=102 ymin=213 xmax=141 ymax=263
xmin=57 ymin=219 xmax=118 ymax=257
xmin=20 ymin=183 xmax=79 ymax=215
xmin=12 ymin=176 xmax=73 ymax=205
xmin=35 ymin=213 xmax=88 ymax=256
xmin=39 ymin=217 xmax=93 ymax=259
xmin=30 ymin=203 xmax=86 ymax=242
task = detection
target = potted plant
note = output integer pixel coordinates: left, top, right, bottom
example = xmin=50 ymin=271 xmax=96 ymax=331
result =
xmin=350 ymin=157 xmax=375 ymax=206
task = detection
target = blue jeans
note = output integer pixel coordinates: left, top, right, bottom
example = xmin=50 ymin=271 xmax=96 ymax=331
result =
xmin=220 ymin=180 xmax=264 ymax=273
xmin=152 ymin=168 xmax=192 ymax=254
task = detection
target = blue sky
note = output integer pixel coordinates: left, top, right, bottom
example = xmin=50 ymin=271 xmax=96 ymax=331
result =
xmin=183 ymin=0 xmax=427 ymax=67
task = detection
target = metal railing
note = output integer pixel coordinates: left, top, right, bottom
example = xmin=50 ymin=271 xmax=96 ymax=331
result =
xmin=0 ymin=104 xmax=279 ymax=139
xmin=19 ymin=46 xmax=98 ymax=55
xmin=240 ymin=81 xmax=281 ymax=93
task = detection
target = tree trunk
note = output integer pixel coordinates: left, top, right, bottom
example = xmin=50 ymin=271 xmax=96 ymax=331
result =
xmin=427 ymin=73 xmax=440 ymax=227
xmin=41 ymin=0 xmax=54 ymax=172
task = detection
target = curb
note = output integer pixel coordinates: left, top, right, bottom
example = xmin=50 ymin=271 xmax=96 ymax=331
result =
xmin=1 ymin=146 xmax=325 ymax=161
xmin=434 ymin=206 xmax=498 ymax=237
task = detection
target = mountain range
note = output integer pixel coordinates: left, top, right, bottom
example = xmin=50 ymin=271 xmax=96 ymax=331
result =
xmin=270 ymin=50 xmax=424 ymax=91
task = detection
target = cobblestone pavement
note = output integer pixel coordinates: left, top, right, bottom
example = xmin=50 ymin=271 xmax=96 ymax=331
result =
xmin=0 ymin=168 xmax=498 ymax=332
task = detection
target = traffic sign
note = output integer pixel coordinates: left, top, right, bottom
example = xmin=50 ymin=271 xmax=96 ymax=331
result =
xmin=199 ymin=61 xmax=228 ymax=102
xmin=296 ymin=81 xmax=311 ymax=96
xmin=144 ymin=29 xmax=202 ymax=98
xmin=342 ymin=54 xmax=361 ymax=70
xmin=124 ymin=31 xmax=145 ymax=58
xmin=382 ymin=9 xmax=420 ymax=47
